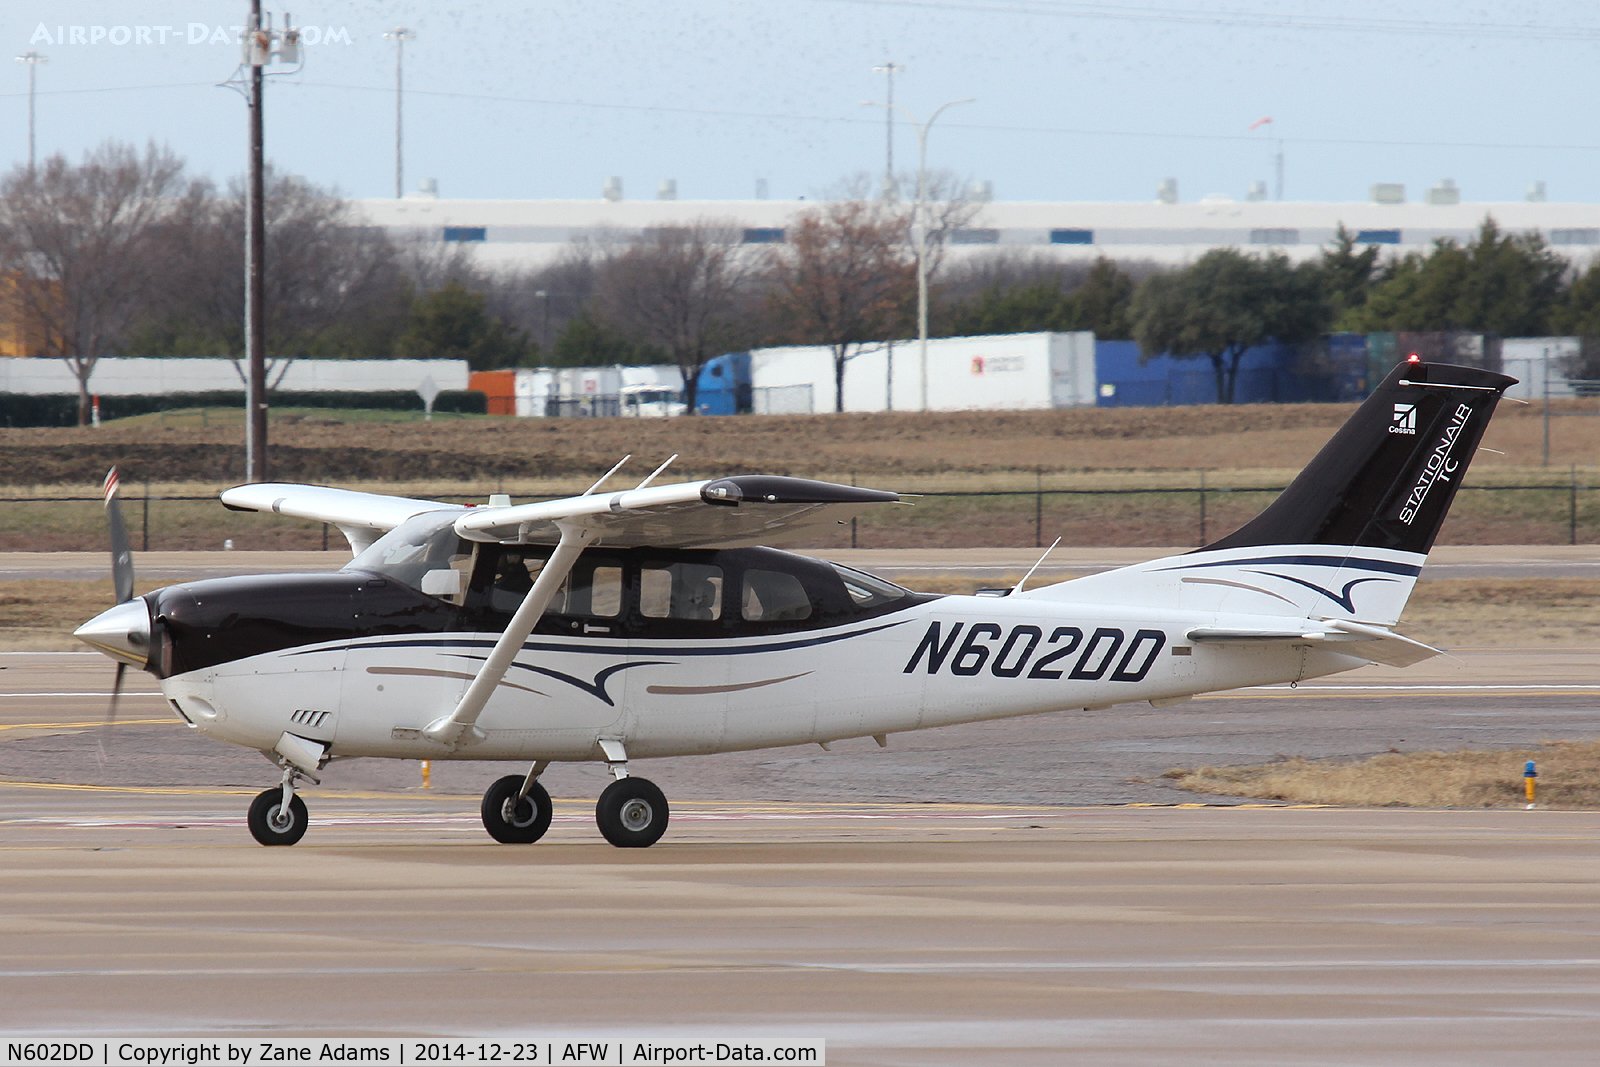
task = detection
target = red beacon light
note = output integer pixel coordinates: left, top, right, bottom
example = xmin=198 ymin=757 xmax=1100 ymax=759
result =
xmin=1406 ymin=353 xmax=1421 ymax=363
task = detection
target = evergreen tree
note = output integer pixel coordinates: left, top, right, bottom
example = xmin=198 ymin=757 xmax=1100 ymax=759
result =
xmin=1131 ymin=248 xmax=1328 ymax=403
xmin=1347 ymin=218 xmax=1566 ymax=337
xmin=394 ymin=281 xmax=533 ymax=370
xmin=1320 ymin=224 xmax=1381 ymax=328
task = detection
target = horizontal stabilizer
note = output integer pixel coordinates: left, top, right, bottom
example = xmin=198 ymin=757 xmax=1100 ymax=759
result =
xmin=1186 ymin=618 xmax=1441 ymax=668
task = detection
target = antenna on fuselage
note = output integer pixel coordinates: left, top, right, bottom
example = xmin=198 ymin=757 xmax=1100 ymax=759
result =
xmin=582 ymin=455 xmax=632 ymax=496
xmin=634 ymin=454 xmax=679 ymax=489
xmin=1013 ymin=537 xmax=1061 ymax=596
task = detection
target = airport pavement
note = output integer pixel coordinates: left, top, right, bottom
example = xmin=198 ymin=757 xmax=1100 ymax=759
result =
xmin=2 ymin=544 xmax=1598 ymax=584
xmin=0 ymin=793 xmax=1597 ymax=1064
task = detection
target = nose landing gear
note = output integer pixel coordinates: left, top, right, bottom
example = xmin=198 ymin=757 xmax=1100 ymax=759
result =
xmin=247 ymin=764 xmax=313 ymax=846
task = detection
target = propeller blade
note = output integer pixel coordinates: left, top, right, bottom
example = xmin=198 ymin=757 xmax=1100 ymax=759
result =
xmin=103 ymin=467 xmax=134 ymax=604
xmin=108 ymin=661 xmax=127 ymax=724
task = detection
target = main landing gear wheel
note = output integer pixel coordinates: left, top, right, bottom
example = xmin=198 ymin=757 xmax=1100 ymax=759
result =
xmin=481 ymin=774 xmax=554 ymax=844
xmin=247 ymin=787 xmax=309 ymax=846
xmin=595 ymin=777 xmax=669 ymax=848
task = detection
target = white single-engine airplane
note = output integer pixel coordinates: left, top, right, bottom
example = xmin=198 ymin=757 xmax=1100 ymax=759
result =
xmin=75 ymin=359 xmax=1513 ymax=847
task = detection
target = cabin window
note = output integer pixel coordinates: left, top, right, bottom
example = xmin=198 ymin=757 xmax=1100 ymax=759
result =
xmin=641 ymin=561 xmax=724 ymax=620
xmin=488 ymin=551 xmax=621 ymax=618
xmin=742 ymin=568 xmax=812 ymax=622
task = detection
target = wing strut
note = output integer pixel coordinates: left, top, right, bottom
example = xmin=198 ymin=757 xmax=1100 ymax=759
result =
xmin=422 ymin=521 xmax=598 ymax=749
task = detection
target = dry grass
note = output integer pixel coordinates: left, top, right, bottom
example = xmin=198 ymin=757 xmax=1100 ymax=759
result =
xmin=1165 ymin=740 xmax=1600 ymax=809
xmin=0 ymin=578 xmax=178 ymax=650
xmin=2 ymin=396 xmax=1594 ymax=486
xmin=1394 ymin=578 xmax=1600 ymax=647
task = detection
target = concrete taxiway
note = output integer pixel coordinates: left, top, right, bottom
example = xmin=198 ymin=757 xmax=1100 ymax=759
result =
xmin=0 ymin=794 xmax=1597 ymax=1065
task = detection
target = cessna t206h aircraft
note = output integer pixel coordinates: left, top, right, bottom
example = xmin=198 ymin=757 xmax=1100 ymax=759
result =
xmin=75 ymin=359 xmax=1513 ymax=848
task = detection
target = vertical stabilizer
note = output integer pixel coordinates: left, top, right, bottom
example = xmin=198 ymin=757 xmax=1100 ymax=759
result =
xmin=1205 ymin=359 xmax=1515 ymax=555
xmin=1023 ymin=360 xmax=1516 ymax=628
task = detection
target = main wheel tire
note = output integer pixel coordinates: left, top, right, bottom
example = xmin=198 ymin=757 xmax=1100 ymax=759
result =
xmin=481 ymin=774 xmax=553 ymax=844
xmin=595 ymin=777 xmax=669 ymax=848
xmin=247 ymin=787 xmax=309 ymax=846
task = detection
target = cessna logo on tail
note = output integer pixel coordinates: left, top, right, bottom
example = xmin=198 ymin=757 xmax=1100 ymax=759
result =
xmin=1389 ymin=403 xmax=1417 ymax=435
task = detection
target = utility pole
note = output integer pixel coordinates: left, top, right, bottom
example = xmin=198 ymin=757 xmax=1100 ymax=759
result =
xmin=15 ymin=51 xmax=46 ymax=172
xmin=384 ymin=28 xmax=415 ymax=199
xmin=230 ymin=6 xmax=299 ymax=482
xmin=872 ymin=61 xmax=903 ymax=201
xmin=245 ymin=3 xmax=268 ymax=482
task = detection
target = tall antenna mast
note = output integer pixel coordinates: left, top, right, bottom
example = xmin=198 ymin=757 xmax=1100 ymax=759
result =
xmin=873 ymin=60 xmax=904 ymax=200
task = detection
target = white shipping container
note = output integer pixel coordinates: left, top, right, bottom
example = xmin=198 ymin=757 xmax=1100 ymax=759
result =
xmin=1500 ymin=338 xmax=1581 ymax=400
xmin=749 ymin=332 xmax=1096 ymax=412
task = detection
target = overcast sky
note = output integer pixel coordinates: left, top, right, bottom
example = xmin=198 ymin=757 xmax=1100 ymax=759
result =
xmin=6 ymin=1 xmax=1600 ymax=205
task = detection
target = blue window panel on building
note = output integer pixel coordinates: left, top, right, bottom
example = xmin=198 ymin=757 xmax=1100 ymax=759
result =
xmin=443 ymin=226 xmax=486 ymax=242
xmin=1355 ymin=229 xmax=1400 ymax=245
xmin=743 ymin=228 xmax=785 ymax=244
xmin=1050 ymin=229 xmax=1094 ymax=245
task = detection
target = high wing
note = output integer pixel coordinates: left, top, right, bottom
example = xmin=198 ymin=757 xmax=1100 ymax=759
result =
xmin=220 ymin=475 xmax=899 ymax=554
xmin=453 ymin=475 xmax=899 ymax=548
xmin=220 ymin=484 xmax=460 ymax=554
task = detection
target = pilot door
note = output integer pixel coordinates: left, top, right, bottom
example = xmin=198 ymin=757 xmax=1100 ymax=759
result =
xmin=463 ymin=543 xmax=630 ymax=736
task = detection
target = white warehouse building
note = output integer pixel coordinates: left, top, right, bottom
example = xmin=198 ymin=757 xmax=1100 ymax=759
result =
xmin=354 ymin=187 xmax=1600 ymax=270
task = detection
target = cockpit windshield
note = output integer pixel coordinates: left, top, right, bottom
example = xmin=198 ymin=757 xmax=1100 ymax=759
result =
xmin=344 ymin=510 xmax=473 ymax=599
xmin=830 ymin=563 xmax=915 ymax=610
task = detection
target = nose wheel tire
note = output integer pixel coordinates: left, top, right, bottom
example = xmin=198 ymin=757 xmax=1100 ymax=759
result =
xmin=247 ymin=787 xmax=309 ymax=846
xmin=595 ymin=777 xmax=669 ymax=848
xmin=481 ymin=774 xmax=553 ymax=844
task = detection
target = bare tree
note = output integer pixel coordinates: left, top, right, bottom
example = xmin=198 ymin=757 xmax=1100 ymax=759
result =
xmin=0 ymin=141 xmax=201 ymax=424
xmin=765 ymin=198 xmax=914 ymax=411
xmin=152 ymin=170 xmax=406 ymax=387
xmin=595 ymin=220 xmax=751 ymax=413
xmin=896 ymin=169 xmax=982 ymax=283
xmin=476 ymin=242 xmax=608 ymax=357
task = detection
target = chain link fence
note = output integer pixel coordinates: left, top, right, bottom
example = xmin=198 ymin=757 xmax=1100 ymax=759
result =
xmin=3 ymin=479 xmax=1595 ymax=552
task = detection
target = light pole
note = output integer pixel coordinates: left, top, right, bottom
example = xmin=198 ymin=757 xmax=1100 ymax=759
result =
xmin=872 ymin=61 xmax=903 ymax=201
xmin=864 ymin=97 xmax=974 ymax=411
xmin=15 ymin=51 xmax=46 ymax=172
xmin=534 ymin=290 xmax=550 ymax=353
xmin=383 ymin=27 xmax=414 ymax=199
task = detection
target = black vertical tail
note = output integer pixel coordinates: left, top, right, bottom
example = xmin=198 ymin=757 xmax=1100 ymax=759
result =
xmin=1204 ymin=360 xmax=1516 ymax=555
